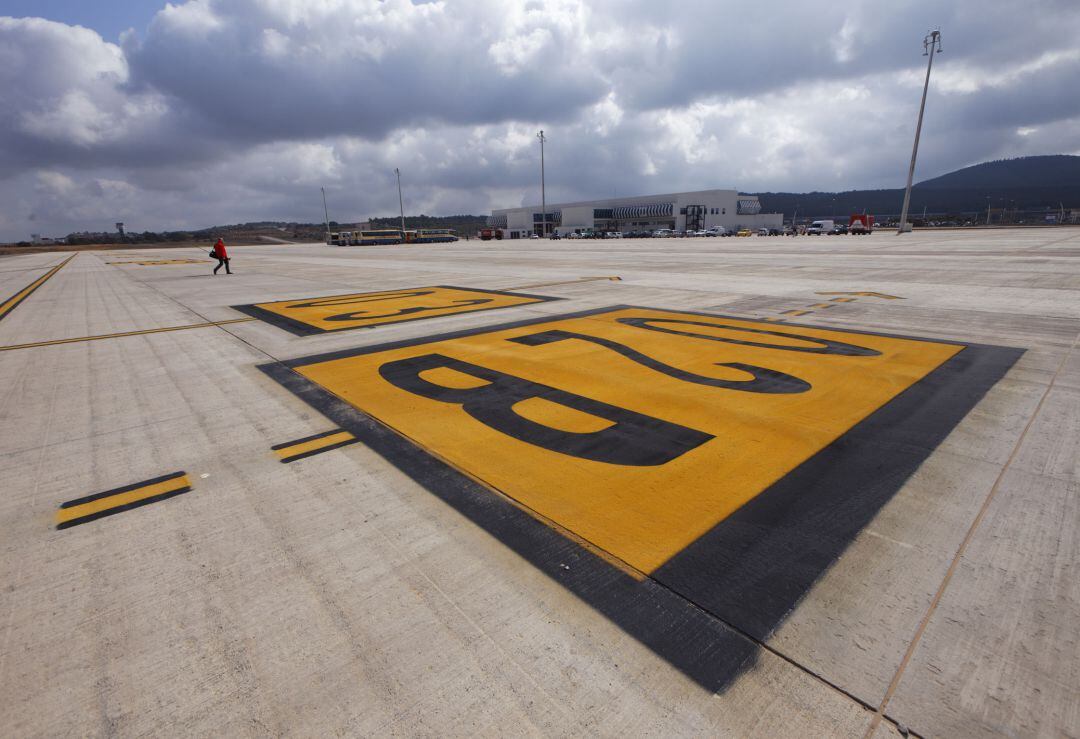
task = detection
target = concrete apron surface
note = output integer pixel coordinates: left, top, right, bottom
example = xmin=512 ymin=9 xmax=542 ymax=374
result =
xmin=1 ymin=230 xmax=1078 ymax=737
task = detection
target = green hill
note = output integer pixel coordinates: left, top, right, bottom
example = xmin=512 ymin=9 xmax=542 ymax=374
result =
xmin=752 ymin=155 xmax=1080 ymax=220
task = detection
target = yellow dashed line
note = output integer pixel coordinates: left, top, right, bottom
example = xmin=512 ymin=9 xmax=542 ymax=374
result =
xmin=56 ymin=472 xmax=191 ymax=529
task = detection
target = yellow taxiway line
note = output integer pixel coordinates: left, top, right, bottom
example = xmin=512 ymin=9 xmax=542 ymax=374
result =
xmin=0 ymin=254 xmax=76 ymax=322
xmin=0 ymin=318 xmax=257 ymax=352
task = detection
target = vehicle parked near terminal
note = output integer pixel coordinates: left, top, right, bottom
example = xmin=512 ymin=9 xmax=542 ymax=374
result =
xmin=830 ymin=224 xmax=848 ymax=235
xmin=737 ymin=229 xmax=753 ymax=237
xmin=479 ymin=227 xmax=502 ymax=241
xmin=327 ymin=231 xmax=351 ymax=246
xmin=705 ymin=227 xmax=728 ymax=237
xmin=653 ymin=229 xmax=674 ymax=238
xmin=848 ymin=214 xmax=875 ymax=234
xmin=757 ymin=228 xmax=769 ymax=236
xmin=806 ymin=219 xmax=835 ymax=235
xmin=403 ymin=228 xmax=458 ymax=244
xmin=353 ymin=229 xmax=405 ymax=245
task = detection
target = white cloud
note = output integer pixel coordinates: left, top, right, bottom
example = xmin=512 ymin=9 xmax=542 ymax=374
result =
xmin=1 ymin=0 xmax=1079 ymax=241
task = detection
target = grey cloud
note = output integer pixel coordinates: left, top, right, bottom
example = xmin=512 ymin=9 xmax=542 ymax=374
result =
xmin=2 ymin=0 xmax=1080 ymax=241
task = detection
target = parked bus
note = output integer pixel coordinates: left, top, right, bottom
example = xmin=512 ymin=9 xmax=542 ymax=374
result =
xmin=354 ymin=229 xmax=404 ymax=245
xmin=405 ymin=228 xmax=458 ymax=244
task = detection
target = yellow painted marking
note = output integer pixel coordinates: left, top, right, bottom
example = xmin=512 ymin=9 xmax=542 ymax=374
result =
xmin=762 ymin=316 xmax=786 ymax=322
xmin=295 ymin=308 xmax=962 ymax=573
xmin=108 ymin=259 xmax=210 ymax=265
xmin=816 ymin=291 xmax=903 ymax=300
xmin=56 ymin=474 xmax=190 ymax=526
xmin=0 ymin=255 xmax=75 ymax=321
xmin=0 ymin=318 xmax=256 ymax=352
xmin=254 ymin=286 xmax=546 ymax=332
xmin=510 ymin=276 xmax=622 ymax=290
xmin=273 ymin=431 xmax=355 ymax=460
xmin=830 ymin=297 xmax=856 ymax=303
xmin=810 ymin=303 xmax=835 ymax=310
xmin=782 ymin=309 xmax=812 ymax=316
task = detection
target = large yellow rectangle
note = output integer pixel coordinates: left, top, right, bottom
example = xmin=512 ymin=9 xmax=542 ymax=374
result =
xmin=294 ymin=309 xmax=962 ymax=573
xmin=246 ymin=286 xmax=551 ymax=334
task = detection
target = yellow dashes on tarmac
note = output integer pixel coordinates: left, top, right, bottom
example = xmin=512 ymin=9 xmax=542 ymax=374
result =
xmin=290 ymin=307 xmax=963 ymax=573
xmin=238 ymin=286 xmax=554 ymax=335
xmin=56 ymin=472 xmax=192 ymax=529
xmin=272 ymin=429 xmax=358 ymax=463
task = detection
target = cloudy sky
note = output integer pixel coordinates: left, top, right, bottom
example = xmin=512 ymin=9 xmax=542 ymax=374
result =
xmin=2 ymin=0 xmax=1079 ymax=240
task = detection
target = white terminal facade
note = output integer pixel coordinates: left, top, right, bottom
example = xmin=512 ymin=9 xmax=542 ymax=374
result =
xmin=489 ymin=189 xmax=782 ymax=238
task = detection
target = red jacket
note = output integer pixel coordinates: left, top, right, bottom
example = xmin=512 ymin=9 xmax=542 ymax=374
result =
xmin=213 ymin=239 xmax=228 ymax=259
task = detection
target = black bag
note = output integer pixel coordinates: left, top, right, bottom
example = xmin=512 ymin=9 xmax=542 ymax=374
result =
xmin=208 ymin=250 xmax=217 ymax=258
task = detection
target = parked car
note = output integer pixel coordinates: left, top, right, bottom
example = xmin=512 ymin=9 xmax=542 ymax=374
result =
xmin=549 ymin=232 xmax=561 ymax=240
xmin=705 ymin=227 xmax=727 ymax=237
xmin=757 ymin=228 xmax=769 ymax=236
xmin=736 ymin=229 xmax=753 ymax=237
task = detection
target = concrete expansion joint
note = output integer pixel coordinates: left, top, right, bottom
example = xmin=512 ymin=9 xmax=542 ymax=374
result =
xmin=863 ymin=327 xmax=1080 ymax=738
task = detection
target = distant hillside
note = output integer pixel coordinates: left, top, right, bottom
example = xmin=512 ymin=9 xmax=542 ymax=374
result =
xmin=916 ymin=155 xmax=1080 ymax=189
xmin=753 ymin=155 xmax=1080 ymax=219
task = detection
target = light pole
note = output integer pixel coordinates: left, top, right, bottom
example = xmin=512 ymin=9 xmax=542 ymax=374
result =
xmin=986 ymin=196 xmax=992 ymax=225
xmin=394 ymin=168 xmax=405 ymax=232
xmin=897 ymin=29 xmax=942 ymax=235
xmin=321 ymin=186 xmax=330 ymax=241
xmin=537 ymin=130 xmax=547 ymax=236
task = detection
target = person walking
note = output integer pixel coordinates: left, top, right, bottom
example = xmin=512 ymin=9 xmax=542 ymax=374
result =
xmin=211 ymin=238 xmax=232 ymax=274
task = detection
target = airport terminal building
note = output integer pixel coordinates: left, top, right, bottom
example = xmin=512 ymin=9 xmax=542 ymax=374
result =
xmin=489 ymin=189 xmax=783 ymax=238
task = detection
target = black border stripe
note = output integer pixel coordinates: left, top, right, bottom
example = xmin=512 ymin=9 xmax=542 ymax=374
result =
xmin=278 ymin=437 xmax=359 ymax=463
xmin=231 ymin=285 xmax=560 ymax=337
xmin=271 ymin=428 xmax=352 ymax=450
xmin=256 ymin=305 xmax=1023 ymax=694
xmin=56 ymin=487 xmax=192 ymax=530
xmin=60 ymin=471 xmax=188 ymax=509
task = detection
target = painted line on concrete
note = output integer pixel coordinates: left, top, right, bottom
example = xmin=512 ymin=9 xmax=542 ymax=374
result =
xmin=830 ymin=297 xmax=857 ymax=303
xmin=815 ymin=291 xmax=903 ymax=299
xmin=0 ymin=318 xmax=257 ymax=352
xmin=0 ymin=254 xmax=76 ymax=323
xmin=809 ymin=303 xmax=836 ymax=310
xmin=56 ymin=471 xmax=192 ymax=530
xmin=107 ymin=259 xmax=211 ymax=266
xmin=508 ymin=276 xmax=622 ymax=290
xmin=232 ymin=285 xmax=559 ymax=336
xmin=272 ymin=429 xmax=358 ymax=463
xmin=781 ymin=309 xmax=812 ymax=316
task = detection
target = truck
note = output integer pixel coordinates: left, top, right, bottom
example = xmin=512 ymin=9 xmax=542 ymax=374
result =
xmin=479 ymin=227 xmax=503 ymax=241
xmin=806 ymin=219 xmax=834 ymax=235
xmin=848 ymin=214 xmax=875 ymax=235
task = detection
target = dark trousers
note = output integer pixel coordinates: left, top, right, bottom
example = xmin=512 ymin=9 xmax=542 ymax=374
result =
xmin=213 ymin=257 xmax=231 ymax=274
